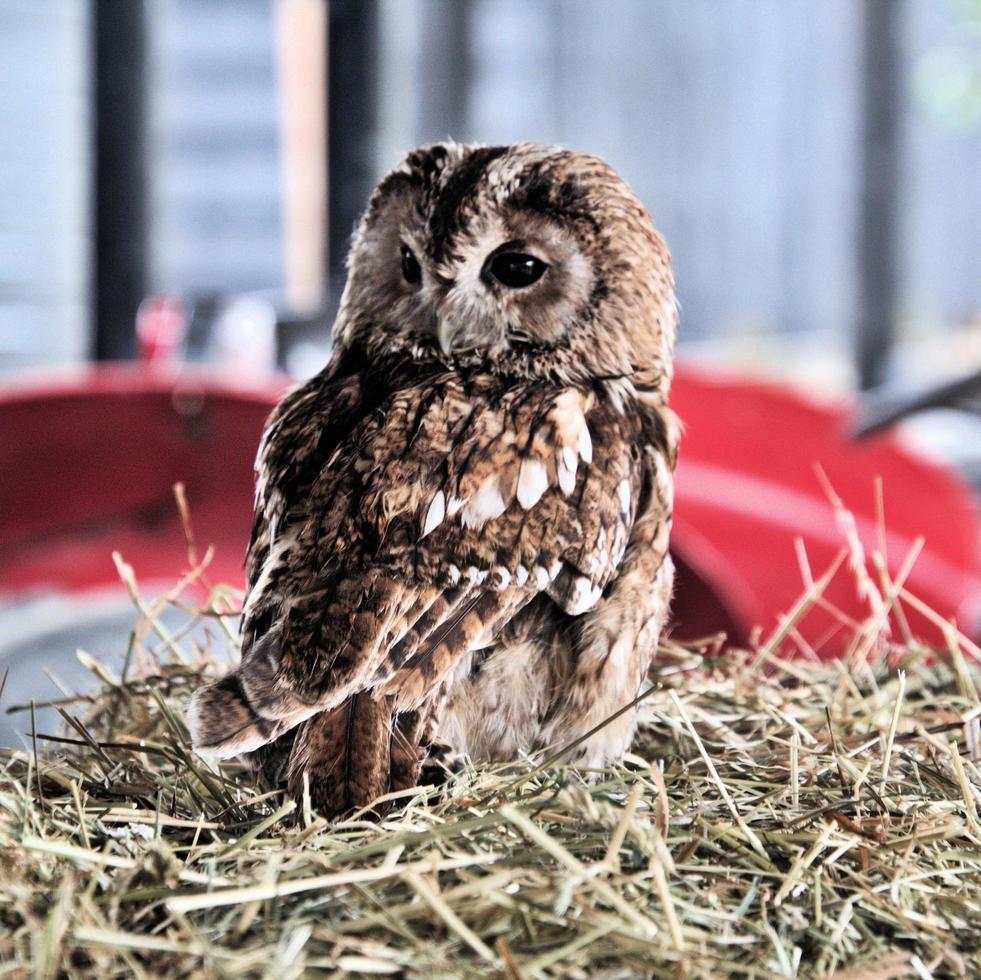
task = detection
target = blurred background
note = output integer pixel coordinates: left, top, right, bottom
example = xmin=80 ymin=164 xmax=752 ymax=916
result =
xmin=4 ymin=1 xmax=981 ymax=390
xmin=1 ymin=0 xmax=980 ymax=743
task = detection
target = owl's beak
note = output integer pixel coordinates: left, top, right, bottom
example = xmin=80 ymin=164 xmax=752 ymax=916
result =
xmin=436 ymin=317 xmax=455 ymax=356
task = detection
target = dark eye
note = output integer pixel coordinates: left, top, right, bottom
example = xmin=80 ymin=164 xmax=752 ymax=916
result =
xmin=400 ymin=244 xmax=422 ymax=284
xmin=488 ymin=252 xmax=548 ymax=289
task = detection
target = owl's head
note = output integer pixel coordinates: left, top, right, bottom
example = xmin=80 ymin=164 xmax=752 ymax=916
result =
xmin=334 ymin=143 xmax=676 ymax=398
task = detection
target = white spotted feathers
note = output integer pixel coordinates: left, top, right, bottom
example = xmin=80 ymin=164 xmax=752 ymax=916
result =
xmin=417 ymin=386 xmax=594 ymax=539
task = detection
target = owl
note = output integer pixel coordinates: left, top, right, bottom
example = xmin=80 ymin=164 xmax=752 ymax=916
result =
xmin=187 ymin=142 xmax=679 ymax=817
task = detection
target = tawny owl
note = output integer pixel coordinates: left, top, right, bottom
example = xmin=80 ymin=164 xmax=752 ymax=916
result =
xmin=187 ymin=142 xmax=679 ymax=817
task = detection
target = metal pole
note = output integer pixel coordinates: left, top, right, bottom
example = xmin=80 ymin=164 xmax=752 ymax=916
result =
xmin=856 ymin=0 xmax=902 ymax=391
xmin=91 ymin=0 xmax=149 ymax=361
xmin=327 ymin=0 xmax=380 ymax=315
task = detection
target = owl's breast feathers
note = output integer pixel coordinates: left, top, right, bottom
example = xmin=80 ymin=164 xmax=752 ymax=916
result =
xmin=187 ymin=348 xmax=676 ymax=760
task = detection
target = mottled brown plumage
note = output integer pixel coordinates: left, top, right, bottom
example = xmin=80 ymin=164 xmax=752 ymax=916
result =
xmin=187 ymin=142 xmax=679 ymax=817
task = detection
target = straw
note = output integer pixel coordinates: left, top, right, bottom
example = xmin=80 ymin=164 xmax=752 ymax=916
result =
xmin=1 ymin=548 xmax=979 ymax=977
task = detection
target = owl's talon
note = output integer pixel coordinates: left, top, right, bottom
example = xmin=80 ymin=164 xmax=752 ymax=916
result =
xmin=420 ymin=743 xmax=467 ymax=786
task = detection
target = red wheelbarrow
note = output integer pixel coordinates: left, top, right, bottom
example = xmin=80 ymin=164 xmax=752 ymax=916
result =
xmin=0 ymin=363 xmax=978 ymax=663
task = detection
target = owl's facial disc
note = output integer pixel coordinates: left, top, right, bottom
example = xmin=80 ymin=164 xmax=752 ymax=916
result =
xmin=392 ymin=217 xmax=587 ymax=358
xmin=440 ymin=242 xmax=552 ymax=355
xmin=424 ymin=215 xmax=595 ymax=358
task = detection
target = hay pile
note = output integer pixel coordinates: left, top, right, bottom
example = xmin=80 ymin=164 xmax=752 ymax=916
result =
xmin=1 ymin=558 xmax=980 ymax=978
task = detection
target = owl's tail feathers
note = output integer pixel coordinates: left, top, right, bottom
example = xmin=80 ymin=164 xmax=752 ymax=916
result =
xmin=282 ymin=688 xmax=449 ymax=819
xmin=286 ymin=692 xmax=392 ymax=816
xmin=186 ymin=670 xmax=315 ymax=761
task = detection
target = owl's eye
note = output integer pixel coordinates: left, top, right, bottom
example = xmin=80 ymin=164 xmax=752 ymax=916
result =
xmin=488 ymin=252 xmax=548 ymax=289
xmin=400 ymin=244 xmax=422 ymax=284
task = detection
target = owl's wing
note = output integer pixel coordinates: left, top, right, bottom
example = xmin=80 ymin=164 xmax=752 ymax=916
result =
xmin=243 ymin=346 xmax=374 ymax=593
xmin=188 ymin=373 xmax=642 ymax=760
